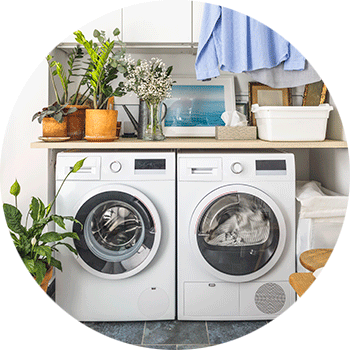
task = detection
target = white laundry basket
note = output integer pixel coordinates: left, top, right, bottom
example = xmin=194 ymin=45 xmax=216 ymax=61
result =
xmin=296 ymin=181 xmax=348 ymax=272
xmin=251 ymin=104 xmax=333 ymax=141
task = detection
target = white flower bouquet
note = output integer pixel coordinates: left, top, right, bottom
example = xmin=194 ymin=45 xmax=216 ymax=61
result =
xmin=121 ymin=55 xmax=174 ymax=105
xmin=120 ymin=56 xmax=175 ymax=140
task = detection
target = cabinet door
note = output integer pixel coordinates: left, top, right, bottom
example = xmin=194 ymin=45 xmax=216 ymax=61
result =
xmin=192 ymin=1 xmax=205 ymax=43
xmin=62 ymin=10 xmax=122 ymax=43
xmin=123 ymin=1 xmax=191 ymax=43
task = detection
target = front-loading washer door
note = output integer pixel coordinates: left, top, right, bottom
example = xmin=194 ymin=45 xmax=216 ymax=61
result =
xmin=189 ymin=184 xmax=286 ymax=282
xmin=73 ymin=185 xmax=161 ymax=279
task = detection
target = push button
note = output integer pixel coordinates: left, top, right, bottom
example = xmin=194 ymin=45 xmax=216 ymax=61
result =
xmin=110 ymin=161 xmax=122 ymax=173
xmin=231 ymin=162 xmax=243 ymax=174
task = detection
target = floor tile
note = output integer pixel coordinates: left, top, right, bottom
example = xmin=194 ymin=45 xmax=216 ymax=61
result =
xmin=143 ymin=321 xmax=209 ymax=345
xmin=207 ymin=321 xmax=267 ymax=344
xmin=177 ymin=345 xmax=210 ymax=349
xmin=141 ymin=345 xmax=177 ymax=350
xmin=82 ymin=321 xmax=145 ymax=344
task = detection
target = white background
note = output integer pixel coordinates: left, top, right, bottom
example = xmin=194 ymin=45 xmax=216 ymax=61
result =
xmin=0 ymin=0 xmax=349 ymax=349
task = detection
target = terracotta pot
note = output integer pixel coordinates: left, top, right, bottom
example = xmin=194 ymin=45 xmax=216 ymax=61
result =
xmin=116 ymin=122 xmax=121 ymax=139
xmin=66 ymin=105 xmax=87 ymax=140
xmin=42 ymin=116 xmax=68 ymax=137
xmin=35 ymin=266 xmax=53 ymax=293
xmin=85 ymin=109 xmax=118 ymax=142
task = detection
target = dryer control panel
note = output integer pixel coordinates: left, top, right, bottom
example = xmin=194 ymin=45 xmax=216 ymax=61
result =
xmin=178 ymin=152 xmax=295 ymax=183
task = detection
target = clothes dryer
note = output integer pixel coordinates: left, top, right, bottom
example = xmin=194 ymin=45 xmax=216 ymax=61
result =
xmin=55 ymin=151 xmax=175 ymax=321
xmin=177 ymin=151 xmax=296 ymax=320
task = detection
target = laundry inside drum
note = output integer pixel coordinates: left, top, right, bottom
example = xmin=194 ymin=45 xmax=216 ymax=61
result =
xmin=90 ymin=200 xmax=143 ymax=251
xmin=199 ymin=193 xmax=271 ymax=247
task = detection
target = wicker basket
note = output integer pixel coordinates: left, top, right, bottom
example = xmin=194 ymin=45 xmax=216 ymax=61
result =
xmin=215 ymin=126 xmax=257 ymax=140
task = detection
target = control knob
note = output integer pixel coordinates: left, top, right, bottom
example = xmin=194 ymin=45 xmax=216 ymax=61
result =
xmin=110 ymin=161 xmax=122 ymax=173
xmin=231 ymin=162 xmax=243 ymax=174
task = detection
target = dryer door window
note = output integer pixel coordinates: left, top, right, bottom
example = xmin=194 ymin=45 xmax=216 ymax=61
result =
xmin=190 ymin=185 xmax=286 ymax=282
xmin=73 ymin=190 xmax=160 ymax=279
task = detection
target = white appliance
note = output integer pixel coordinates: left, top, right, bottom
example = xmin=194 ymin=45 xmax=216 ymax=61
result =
xmin=55 ymin=151 xmax=175 ymax=321
xmin=177 ymin=151 xmax=296 ymax=320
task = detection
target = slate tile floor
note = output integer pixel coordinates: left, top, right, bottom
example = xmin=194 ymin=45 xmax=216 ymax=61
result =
xmin=82 ymin=319 xmax=269 ymax=349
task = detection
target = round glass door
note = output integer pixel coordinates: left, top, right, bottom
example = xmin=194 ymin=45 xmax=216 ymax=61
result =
xmin=190 ymin=185 xmax=286 ymax=282
xmin=73 ymin=187 xmax=161 ymax=279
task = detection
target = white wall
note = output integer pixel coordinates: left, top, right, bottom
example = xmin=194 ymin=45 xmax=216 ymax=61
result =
xmin=310 ymin=148 xmax=349 ymax=195
xmin=0 ymin=61 xmax=48 ymax=214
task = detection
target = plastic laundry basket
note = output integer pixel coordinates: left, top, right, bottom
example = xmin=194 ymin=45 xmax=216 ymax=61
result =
xmin=251 ymin=104 xmax=333 ymax=141
xmin=296 ymin=181 xmax=348 ymax=272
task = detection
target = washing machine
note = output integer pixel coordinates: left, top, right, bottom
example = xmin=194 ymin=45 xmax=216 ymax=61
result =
xmin=177 ymin=151 xmax=296 ymax=320
xmin=55 ymin=151 xmax=175 ymax=321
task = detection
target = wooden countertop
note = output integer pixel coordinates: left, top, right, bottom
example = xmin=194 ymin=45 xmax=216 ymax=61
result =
xmin=30 ymin=138 xmax=348 ymax=150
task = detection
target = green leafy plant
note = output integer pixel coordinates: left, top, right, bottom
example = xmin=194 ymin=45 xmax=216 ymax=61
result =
xmin=31 ymin=101 xmax=77 ymax=123
xmin=47 ymin=46 xmax=92 ymax=106
xmin=74 ymin=27 xmax=127 ymax=109
xmin=3 ymin=158 xmax=86 ymax=285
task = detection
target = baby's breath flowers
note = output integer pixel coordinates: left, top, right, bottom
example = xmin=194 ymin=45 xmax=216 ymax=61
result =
xmin=119 ymin=55 xmax=174 ymax=140
xmin=120 ymin=55 xmax=174 ymax=105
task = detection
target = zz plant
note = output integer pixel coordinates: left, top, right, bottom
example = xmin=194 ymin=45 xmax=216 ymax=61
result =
xmin=3 ymin=158 xmax=86 ymax=285
xmin=32 ymin=46 xmax=89 ymax=124
xmin=74 ymin=28 xmax=127 ymax=109
xmin=47 ymin=46 xmax=91 ymax=106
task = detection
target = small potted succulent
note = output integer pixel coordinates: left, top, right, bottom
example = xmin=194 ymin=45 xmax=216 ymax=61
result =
xmin=3 ymin=158 xmax=85 ymax=291
xmin=74 ymin=28 xmax=127 ymax=141
xmin=32 ymin=46 xmax=93 ymax=140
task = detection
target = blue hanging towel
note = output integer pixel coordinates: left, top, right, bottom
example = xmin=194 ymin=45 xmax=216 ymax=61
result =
xmin=196 ymin=4 xmax=306 ymax=81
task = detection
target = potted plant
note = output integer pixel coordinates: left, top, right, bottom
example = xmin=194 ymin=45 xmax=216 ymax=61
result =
xmin=2 ymin=158 xmax=86 ymax=292
xmin=120 ymin=56 xmax=174 ymax=141
xmin=74 ymin=28 xmax=127 ymax=141
xmin=32 ymin=102 xmax=78 ymax=138
xmin=44 ymin=46 xmax=93 ymax=140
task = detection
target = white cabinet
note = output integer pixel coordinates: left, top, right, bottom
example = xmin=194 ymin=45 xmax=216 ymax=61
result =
xmin=123 ymin=1 xmax=192 ymax=43
xmin=60 ymin=2 xmax=204 ymax=46
xmin=63 ymin=10 xmax=122 ymax=43
xmin=192 ymin=1 xmax=205 ymax=43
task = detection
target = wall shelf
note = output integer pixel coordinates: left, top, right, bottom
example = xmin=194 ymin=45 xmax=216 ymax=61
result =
xmin=57 ymin=42 xmax=198 ymax=55
xmin=30 ymin=138 xmax=348 ymax=150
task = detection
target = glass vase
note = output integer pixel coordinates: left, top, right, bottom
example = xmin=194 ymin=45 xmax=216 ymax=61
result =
xmin=143 ymin=101 xmax=166 ymax=141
